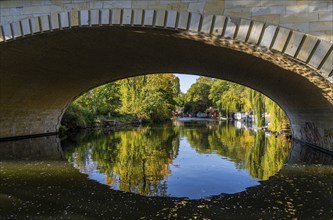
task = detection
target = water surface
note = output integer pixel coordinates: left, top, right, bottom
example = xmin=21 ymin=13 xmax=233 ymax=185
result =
xmin=1 ymin=120 xmax=333 ymax=219
xmin=63 ymin=120 xmax=291 ymax=199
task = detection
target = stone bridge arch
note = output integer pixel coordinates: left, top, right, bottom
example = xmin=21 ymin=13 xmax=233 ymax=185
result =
xmin=0 ymin=8 xmax=332 ymax=152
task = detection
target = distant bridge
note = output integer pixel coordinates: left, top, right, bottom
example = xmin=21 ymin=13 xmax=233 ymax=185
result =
xmin=0 ymin=1 xmax=332 ymax=153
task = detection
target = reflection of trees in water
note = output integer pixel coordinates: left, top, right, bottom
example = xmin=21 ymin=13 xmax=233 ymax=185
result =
xmin=65 ymin=126 xmax=180 ymax=196
xmin=64 ymin=122 xmax=291 ymax=197
xmin=181 ymin=123 xmax=291 ymax=180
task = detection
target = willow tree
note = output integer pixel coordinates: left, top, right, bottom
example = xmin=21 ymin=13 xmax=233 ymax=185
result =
xmin=118 ymin=74 xmax=180 ymax=121
xmin=249 ymin=89 xmax=265 ymax=127
xmin=265 ymin=98 xmax=289 ymax=132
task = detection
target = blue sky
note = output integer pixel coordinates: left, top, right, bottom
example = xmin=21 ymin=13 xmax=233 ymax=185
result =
xmin=174 ymin=74 xmax=199 ymax=93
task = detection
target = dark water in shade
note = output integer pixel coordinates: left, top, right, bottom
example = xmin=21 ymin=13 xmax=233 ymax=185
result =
xmin=0 ymin=120 xmax=333 ymax=219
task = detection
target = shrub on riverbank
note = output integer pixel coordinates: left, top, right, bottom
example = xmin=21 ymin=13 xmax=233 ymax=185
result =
xmin=61 ymin=104 xmax=96 ymax=131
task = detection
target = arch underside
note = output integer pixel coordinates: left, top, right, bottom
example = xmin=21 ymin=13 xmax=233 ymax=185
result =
xmin=0 ymin=27 xmax=332 ymax=152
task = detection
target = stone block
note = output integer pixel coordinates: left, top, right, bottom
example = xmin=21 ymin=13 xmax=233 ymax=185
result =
xmin=224 ymin=8 xmax=251 ymax=19
xmin=311 ymin=2 xmax=331 ymax=12
xmin=2 ymin=23 xmax=12 ymax=40
xmin=103 ymin=1 xmax=132 ymax=9
xmin=188 ymin=2 xmax=205 ymax=13
xmin=166 ymin=10 xmax=177 ymax=28
xmin=260 ymin=0 xmax=296 ymax=7
xmin=211 ymin=15 xmax=226 ymax=36
xmin=143 ymin=9 xmax=154 ymax=26
xmin=280 ymin=13 xmax=319 ymax=23
xmin=272 ymin=27 xmax=291 ymax=52
xmin=10 ymin=21 xmax=21 ymax=38
xmin=296 ymin=35 xmax=318 ymax=62
xmin=0 ymin=27 xmax=3 ymax=42
xmin=296 ymin=0 xmax=331 ymax=6
xmin=251 ymin=6 xmax=286 ymax=16
xmin=70 ymin=10 xmax=79 ymax=27
xmin=50 ymin=13 xmax=60 ymax=29
xmin=40 ymin=15 xmax=50 ymax=32
xmin=265 ymin=14 xmax=281 ymax=25
xmin=2 ymin=12 xmax=20 ymax=23
xmin=90 ymin=1 xmax=103 ymax=9
xmin=9 ymin=7 xmax=23 ymax=16
xmin=64 ymin=2 xmax=89 ymax=11
xmin=111 ymin=8 xmax=122 ymax=25
xmin=319 ymin=11 xmax=333 ymax=22
xmin=310 ymin=31 xmax=332 ymax=42
xmin=80 ymin=10 xmax=89 ymax=26
xmin=319 ymin=50 xmax=333 ymax=77
xmin=247 ymin=21 xmax=264 ymax=44
xmin=49 ymin=5 xmax=65 ymax=13
xmin=252 ymin=14 xmax=280 ymax=25
xmin=155 ymin=10 xmax=166 ymax=27
xmin=224 ymin=0 xmax=260 ymax=8
xmin=284 ymin=31 xmax=305 ymax=57
xmin=30 ymin=17 xmax=40 ymax=34
xmin=201 ymin=14 xmax=214 ymax=34
xmin=100 ymin=9 xmax=111 ymax=25
xmin=260 ymin=25 xmax=278 ymax=48
xmin=280 ymin=23 xmax=310 ymax=33
xmin=90 ymin=9 xmax=99 ymax=26
xmin=72 ymin=0 xmax=88 ymax=3
xmin=177 ymin=11 xmax=190 ymax=30
xmin=132 ymin=1 xmax=149 ymax=9
xmin=236 ymin=18 xmax=251 ymax=41
xmin=133 ymin=9 xmax=143 ymax=25
xmin=23 ymin=5 xmax=51 ymax=15
xmin=286 ymin=3 xmax=330 ymax=14
xmin=20 ymin=18 xmax=31 ymax=35
xmin=204 ymin=0 xmax=224 ymax=15
xmin=309 ymin=40 xmax=333 ymax=69
xmin=0 ymin=1 xmax=17 ymax=8
xmin=310 ymin=21 xmax=333 ymax=32
xmin=189 ymin=12 xmax=201 ymax=32
xmin=122 ymin=8 xmax=132 ymax=25
xmin=286 ymin=5 xmax=309 ymax=14
xmin=145 ymin=1 xmax=188 ymax=11
xmin=223 ymin=17 xmax=239 ymax=39
xmin=59 ymin=12 xmax=69 ymax=28
xmin=0 ymin=8 xmax=10 ymax=17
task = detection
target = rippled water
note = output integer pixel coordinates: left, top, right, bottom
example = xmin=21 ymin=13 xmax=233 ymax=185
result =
xmin=0 ymin=119 xmax=332 ymax=219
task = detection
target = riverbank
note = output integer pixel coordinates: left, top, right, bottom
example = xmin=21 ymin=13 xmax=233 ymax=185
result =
xmin=176 ymin=117 xmax=292 ymax=138
xmin=60 ymin=112 xmax=173 ymax=138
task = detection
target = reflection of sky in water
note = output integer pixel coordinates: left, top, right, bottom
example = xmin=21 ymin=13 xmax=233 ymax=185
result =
xmin=76 ymin=136 xmax=260 ymax=199
xmin=162 ymin=138 xmax=259 ymax=199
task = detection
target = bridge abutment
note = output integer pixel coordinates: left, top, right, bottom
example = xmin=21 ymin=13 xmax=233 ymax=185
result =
xmin=0 ymin=109 xmax=61 ymax=139
xmin=290 ymin=109 xmax=333 ymax=152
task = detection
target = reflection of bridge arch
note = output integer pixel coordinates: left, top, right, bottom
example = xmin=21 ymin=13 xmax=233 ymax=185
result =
xmin=0 ymin=9 xmax=332 ymax=152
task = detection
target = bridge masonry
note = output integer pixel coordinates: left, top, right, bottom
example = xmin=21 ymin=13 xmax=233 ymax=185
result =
xmin=0 ymin=0 xmax=332 ymax=153
xmin=0 ymin=0 xmax=332 ymax=42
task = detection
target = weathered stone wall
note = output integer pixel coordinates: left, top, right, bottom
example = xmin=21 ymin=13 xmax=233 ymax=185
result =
xmin=223 ymin=0 xmax=333 ymax=42
xmin=0 ymin=0 xmax=332 ymax=41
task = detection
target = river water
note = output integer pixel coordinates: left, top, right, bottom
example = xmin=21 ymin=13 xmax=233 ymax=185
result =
xmin=0 ymin=119 xmax=332 ymax=219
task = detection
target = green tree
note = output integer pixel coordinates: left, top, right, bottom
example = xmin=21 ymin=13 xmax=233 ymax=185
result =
xmin=249 ymin=89 xmax=265 ymax=127
xmin=62 ymin=74 xmax=181 ymax=130
xmin=185 ymin=77 xmax=213 ymax=113
xmin=118 ymin=74 xmax=180 ymax=121
xmin=265 ymin=99 xmax=289 ymax=132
